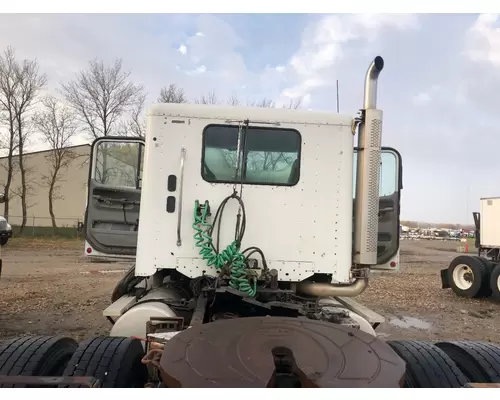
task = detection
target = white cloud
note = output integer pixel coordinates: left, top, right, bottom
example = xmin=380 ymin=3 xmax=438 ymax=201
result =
xmin=350 ymin=13 xmax=419 ymax=36
xmin=281 ymin=14 xmax=419 ymax=102
xmin=0 ymin=14 xmax=256 ymax=149
xmin=465 ymin=14 xmax=500 ymax=66
xmin=412 ymin=85 xmax=441 ymax=106
xmin=281 ymin=78 xmax=325 ymax=99
xmin=0 ymin=14 xmax=251 ymax=102
xmin=413 ymin=92 xmax=431 ymax=105
xmin=455 ymin=83 xmax=467 ymax=106
xmin=301 ymin=93 xmax=312 ymax=107
xmin=186 ymin=65 xmax=207 ymax=75
xmin=196 ymin=65 xmax=207 ymax=73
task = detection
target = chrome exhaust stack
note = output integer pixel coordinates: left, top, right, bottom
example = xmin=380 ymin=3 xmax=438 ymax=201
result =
xmin=296 ymin=56 xmax=384 ymax=298
xmin=296 ymin=278 xmax=368 ymax=298
xmin=353 ymin=56 xmax=384 ymax=266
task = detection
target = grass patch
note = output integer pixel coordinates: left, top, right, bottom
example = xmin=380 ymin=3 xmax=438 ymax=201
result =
xmin=5 ymin=236 xmax=84 ymax=250
xmin=11 ymin=225 xmax=81 ymax=239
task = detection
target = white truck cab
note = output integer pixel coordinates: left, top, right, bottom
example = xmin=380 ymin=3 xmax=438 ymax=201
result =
xmin=83 ymin=56 xmax=403 ymax=340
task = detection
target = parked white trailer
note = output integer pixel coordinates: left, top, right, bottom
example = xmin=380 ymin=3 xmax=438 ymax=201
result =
xmin=2 ymin=57 xmax=500 ymax=388
xmin=479 ymin=197 xmax=500 ymax=251
xmin=440 ymin=198 xmax=500 ymax=301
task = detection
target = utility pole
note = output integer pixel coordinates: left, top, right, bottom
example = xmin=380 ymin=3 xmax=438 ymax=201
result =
xmin=336 ymin=80 xmax=340 ymax=113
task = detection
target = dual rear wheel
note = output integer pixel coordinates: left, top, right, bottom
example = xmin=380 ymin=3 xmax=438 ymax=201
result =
xmin=61 ymin=336 xmax=147 ymax=388
xmin=446 ymin=255 xmax=500 ymax=300
xmin=0 ymin=335 xmax=147 ymax=388
xmin=0 ymin=335 xmax=78 ymax=388
xmin=387 ymin=340 xmax=500 ymax=387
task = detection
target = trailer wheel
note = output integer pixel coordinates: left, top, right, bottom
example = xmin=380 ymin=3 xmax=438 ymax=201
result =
xmin=387 ymin=340 xmax=468 ymax=388
xmin=435 ymin=341 xmax=500 ymax=383
xmin=490 ymin=264 xmax=500 ymax=301
xmin=447 ymin=255 xmax=488 ymax=298
xmin=62 ymin=336 xmax=147 ymax=388
xmin=0 ymin=335 xmax=78 ymax=388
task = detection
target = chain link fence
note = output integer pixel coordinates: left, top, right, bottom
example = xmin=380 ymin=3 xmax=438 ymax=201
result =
xmin=6 ymin=215 xmax=84 ymax=239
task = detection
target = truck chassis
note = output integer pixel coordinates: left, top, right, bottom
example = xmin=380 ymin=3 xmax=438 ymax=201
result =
xmin=1 ymin=318 xmax=500 ymax=388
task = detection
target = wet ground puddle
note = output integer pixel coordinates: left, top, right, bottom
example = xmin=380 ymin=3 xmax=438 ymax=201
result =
xmin=389 ymin=316 xmax=433 ymax=331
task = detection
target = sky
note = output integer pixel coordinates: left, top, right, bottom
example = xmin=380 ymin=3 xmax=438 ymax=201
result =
xmin=0 ymin=13 xmax=498 ymax=224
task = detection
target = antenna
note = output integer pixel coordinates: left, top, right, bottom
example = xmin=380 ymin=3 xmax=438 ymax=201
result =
xmin=336 ymin=80 xmax=340 ymax=113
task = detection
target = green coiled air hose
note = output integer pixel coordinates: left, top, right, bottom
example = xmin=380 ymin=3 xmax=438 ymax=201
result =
xmin=192 ymin=195 xmax=257 ymax=297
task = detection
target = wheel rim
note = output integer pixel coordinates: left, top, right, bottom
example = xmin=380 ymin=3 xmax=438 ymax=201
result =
xmin=497 ymin=274 xmax=500 ymax=292
xmin=452 ymin=264 xmax=474 ymax=290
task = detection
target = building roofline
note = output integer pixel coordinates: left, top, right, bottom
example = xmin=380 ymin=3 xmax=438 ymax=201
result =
xmin=0 ymin=143 xmax=91 ymax=160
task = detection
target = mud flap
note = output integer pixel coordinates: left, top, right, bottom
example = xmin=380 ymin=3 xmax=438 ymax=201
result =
xmin=440 ymin=268 xmax=450 ymax=289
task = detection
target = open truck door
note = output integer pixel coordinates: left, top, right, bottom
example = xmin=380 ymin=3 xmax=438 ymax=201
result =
xmin=84 ymin=136 xmax=145 ymax=258
xmin=353 ymin=147 xmax=403 ymax=270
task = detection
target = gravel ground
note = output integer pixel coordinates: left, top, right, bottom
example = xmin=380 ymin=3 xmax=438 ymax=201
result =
xmin=0 ymin=237 xmax=499 ymax=342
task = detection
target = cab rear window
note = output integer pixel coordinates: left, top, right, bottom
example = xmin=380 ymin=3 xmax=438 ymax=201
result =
xmin=201 ymin=124 xmax=301 ymax=186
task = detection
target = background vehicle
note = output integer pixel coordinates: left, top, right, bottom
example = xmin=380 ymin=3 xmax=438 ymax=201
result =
xmin=441 ymin=198 xmax=500 ymax=301
xmin=0 ymin=216 xmax=12 ymax=246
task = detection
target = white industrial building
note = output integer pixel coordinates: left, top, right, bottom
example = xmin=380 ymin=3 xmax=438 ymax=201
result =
xmin=0 ymin=144 xmax=91 ymax=228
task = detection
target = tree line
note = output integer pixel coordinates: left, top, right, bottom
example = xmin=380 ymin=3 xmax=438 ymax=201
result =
xmin=0 ymin=46 xmax=302 ymax=231
xmin=400 ymin=221 xmax=475 ymax=230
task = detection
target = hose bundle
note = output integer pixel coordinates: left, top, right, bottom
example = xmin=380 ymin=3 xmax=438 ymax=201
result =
xmin=192 ymin=193 xmax=257 ymax=296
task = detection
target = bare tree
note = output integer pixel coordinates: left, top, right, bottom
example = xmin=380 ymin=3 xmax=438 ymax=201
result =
xmin=14 ymin=62 xmax=46 ymax=233
xmin=283 ymin=98 xmax=302 ymax=110
xmin=128 ymin=93 xmax=147 ymax=137
xmin=248 ymin=98 xmax=275 ymax=108
xmin=193 ymin=92 xmax=302 ymax=110
xmin=10 ymin=162 xmax=38 ymax=218
xmin=60 ymin=58 xmax=144 ymax=138
xmin=117 ymin=83 xmax=189 ymax=138
xmin=118 ymin=92 xmax=147 ymax=138
xmin=158 ymin=84 xmax=187 ymax=104
xmin=227 ymin=94 xmax=240 ymax=106
xmin=195 ymin=90 xmax=218 ymax=105
xmin=241 ymin=97 xmax=304 ymax=110
xmin=248 ymin=97 xmax=302 ymax=109
xmin=0 ymin=46 xmax=46 ymax=232
xmin=0 ymin=47 xmax=19 ymax=220
xmin=32 ymin=96 xmax=78 ymax=229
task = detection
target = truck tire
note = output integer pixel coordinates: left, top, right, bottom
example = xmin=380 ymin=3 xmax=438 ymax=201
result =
xmin=472 ymin=256 xmax=493 ymax=297
xmin=62 ymin=336 xmax=148 ymax=388
xmin=447 ymin=255 xmax=489 ymax=298
xmin=0 ymin=237 xmax=7 ymax=246
xmin=435 ymin=341 xmax=500 ymax=383
xmin=490 ymin=264 xmax=500 ymax=301
xmin=0 ymin=335 xmax=78 ymax=388
xmin=387 ymin=340 xmax=468 ymax=388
